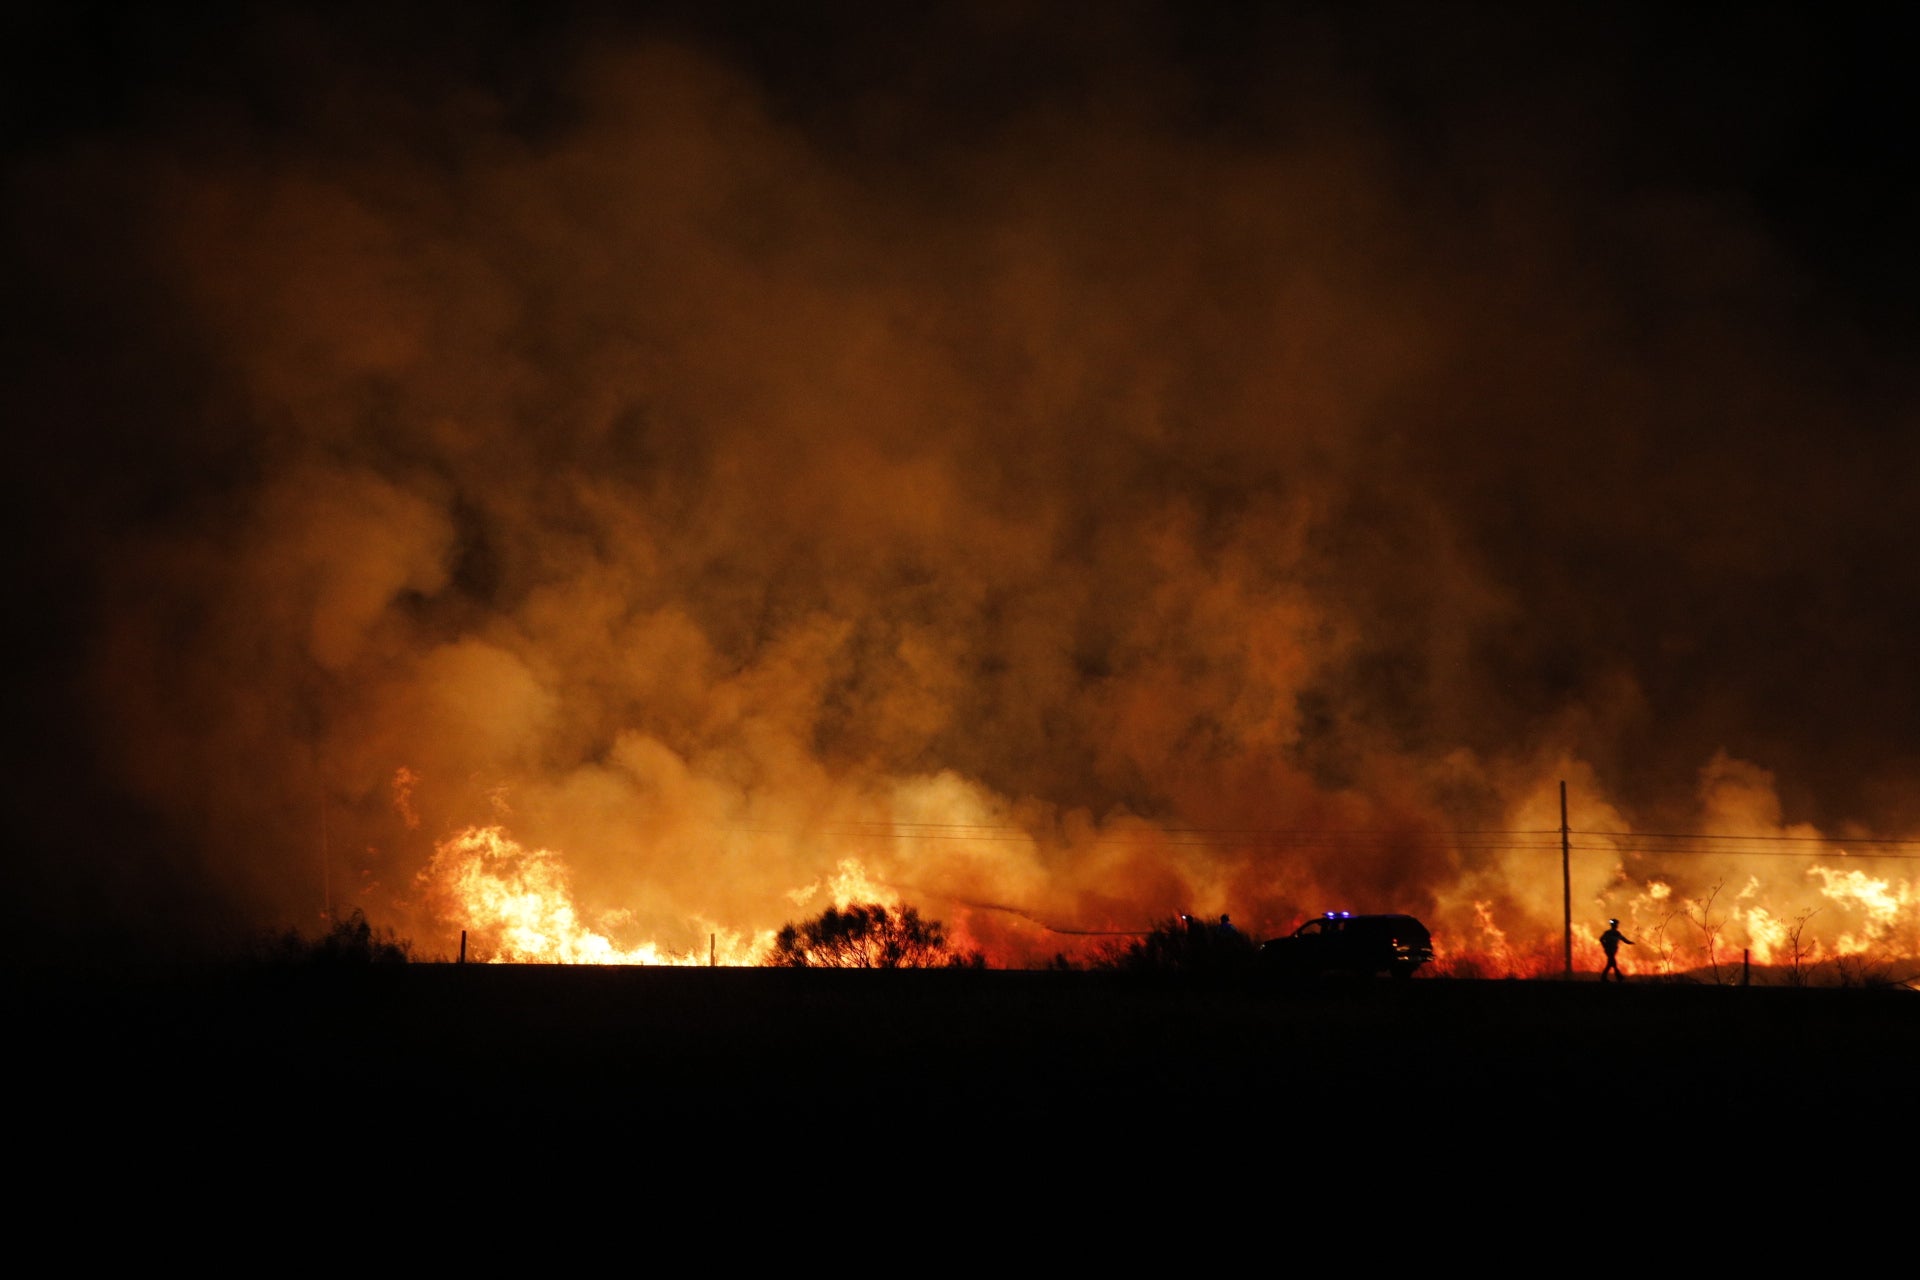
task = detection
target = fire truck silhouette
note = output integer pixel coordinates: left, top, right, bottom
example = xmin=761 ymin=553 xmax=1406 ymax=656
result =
xmin=1258 ymin=911 xmax=1435 ymax=980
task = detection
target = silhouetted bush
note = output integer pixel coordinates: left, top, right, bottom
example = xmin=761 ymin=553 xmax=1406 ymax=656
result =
xmin=768 ymin=902 xmax=982 ymax=968
xmin=256 ymin=909 xmax=412 ymax=966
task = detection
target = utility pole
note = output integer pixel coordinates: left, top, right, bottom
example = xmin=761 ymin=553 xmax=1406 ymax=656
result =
xmin=319 ymin=757 xmax=333 ymax=926
xmin=1561 ymin=780 xmax=1573 ymax=979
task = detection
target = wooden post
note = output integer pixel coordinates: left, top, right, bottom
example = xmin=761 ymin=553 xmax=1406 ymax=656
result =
xmin=459 ymin=929 xmax=467 ymax=965
xmin=710 ymin=933 xmax=716 ymax=967
xmin=319 ymin=760 xmax=332 ymax=926
xmin=1561 ymin=780 xmax=1573 ymax=980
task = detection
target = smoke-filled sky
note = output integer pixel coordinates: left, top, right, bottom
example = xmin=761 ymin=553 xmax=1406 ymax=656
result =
xmin=6 ymin=2 xmax=1917 ymax=967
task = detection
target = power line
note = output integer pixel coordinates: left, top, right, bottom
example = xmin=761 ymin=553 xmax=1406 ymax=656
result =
xmin=1585 ymin=845 xmax=1920 ymax=861
xmin=1576 ymin=828 xmax=1920 ymax=847
xmin=732 ymin=820 xmax=1919 ymax=858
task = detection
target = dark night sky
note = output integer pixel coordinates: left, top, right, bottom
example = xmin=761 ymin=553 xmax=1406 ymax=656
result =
xmin=4 ymin=2 xmax=1917 ymax=964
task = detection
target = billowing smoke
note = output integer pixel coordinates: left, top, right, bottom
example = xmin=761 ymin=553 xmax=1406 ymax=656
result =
xmin=6 ymin=5 xmax=1915 ymax=968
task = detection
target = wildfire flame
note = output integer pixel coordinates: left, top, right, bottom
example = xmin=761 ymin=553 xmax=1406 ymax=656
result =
xmin=418 ymin=826 xmax=765 ymax=965
xmin=399 ymin=802 xmax=1916 ymax=978
xmin=786 ymin=858 xmax=900 ymax=911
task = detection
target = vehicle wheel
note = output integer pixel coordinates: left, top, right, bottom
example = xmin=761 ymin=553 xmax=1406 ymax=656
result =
xmin=1390 ymin=964 xmax=1416 ymax=981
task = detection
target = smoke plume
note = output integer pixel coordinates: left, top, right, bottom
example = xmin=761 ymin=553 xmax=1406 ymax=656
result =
xmin=6 ymin=4 xmax=1915 ymax=969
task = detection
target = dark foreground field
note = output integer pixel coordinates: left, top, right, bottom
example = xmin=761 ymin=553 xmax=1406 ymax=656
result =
xmin=14 ymin=963 xmax=1914 ymax=1166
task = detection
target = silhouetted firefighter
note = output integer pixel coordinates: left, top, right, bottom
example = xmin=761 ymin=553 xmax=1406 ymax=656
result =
xmin=1166 ymin=912 xmax=1254 ymax=971
xmin=1599 ymin=918 xmax=1634 ymax=981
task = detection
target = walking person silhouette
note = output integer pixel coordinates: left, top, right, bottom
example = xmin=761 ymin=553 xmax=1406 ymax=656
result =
xmin=1599 ymin=918 xmax=1634 ymax=982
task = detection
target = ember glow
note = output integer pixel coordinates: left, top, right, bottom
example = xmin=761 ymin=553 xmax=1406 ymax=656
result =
xmin=6 ymin=5 xmax=1918 ymax=977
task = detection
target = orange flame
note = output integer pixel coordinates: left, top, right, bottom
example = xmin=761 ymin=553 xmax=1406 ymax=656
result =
xmin=417 ymin=826 xmax=765 ymax=965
